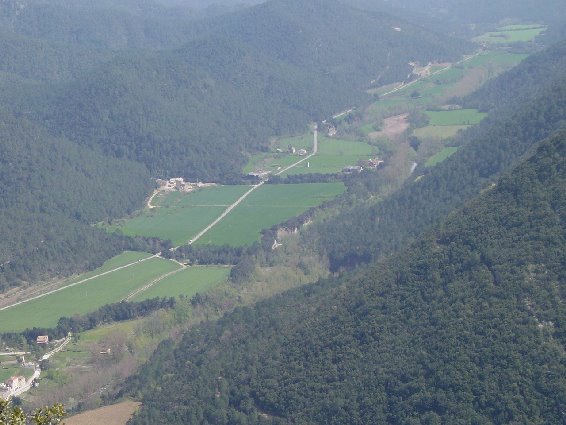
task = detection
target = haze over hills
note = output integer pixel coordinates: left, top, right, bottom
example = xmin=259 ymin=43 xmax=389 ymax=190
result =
xmin=9 ymin=0 xmax=469 ymax=180
xmin=122 ymin=36 xmax=566 ymax=423
xmin=0 ymin=0 xmax=469 ymax=288
xmin=127 ymin=126 xmax=566 ymax=425
xmin=0 ymin=0 xmax=564 ymax=421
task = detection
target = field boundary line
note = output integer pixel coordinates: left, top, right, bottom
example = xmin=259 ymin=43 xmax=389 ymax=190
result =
xmin=123 ymin=265 xmax=185 ymax=301
xmin=0 ymin=254 xmax=159 ymax=312
xmin=186 ymin=127 xmax=318 ymax=246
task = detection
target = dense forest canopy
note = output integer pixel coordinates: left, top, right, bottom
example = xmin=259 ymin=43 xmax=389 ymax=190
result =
xmin=0 ymin=108 xmax=154 ymax=290
xmin=127 ymin=129 xmax=566 ymax=424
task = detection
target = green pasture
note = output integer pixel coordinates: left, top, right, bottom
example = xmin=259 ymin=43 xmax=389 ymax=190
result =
xmin=368 ymin=50 xmax=526 ymax=121
xmin=425 ymin=109 xmax=486 ymax=126
xmin=132 ymin=266 xmax=230 ymax=301
xmin=0 ymin=257 xmax=180 ymax=332
xmin=473 ymin=25 xmax=546 ymax=44
xmin=284 ymin=136 xmax=374 ymax=175
xmin=413 ymin=125 xmax=469 ymax=139
xmin=245 ymin=153 xmax=304 ymax=174
xmin=0 ymin=366 xmax=33 ymax=382
xmin=105 ymin=186 xmax=250 ymax=245
xmin=425 ymin=147 xmax=460 ymax=167
xmin=196 ymin=183 xmax=345 ymax=246
xmin=77 ymin=321 xmax=139 ymax=344
xmin=463 ymin=51 xmax=528 ymax=69
xmin=64 ymin=251 xmax=152 ymax=285
xmin=244 ymin=133 xmax=315 ymax=174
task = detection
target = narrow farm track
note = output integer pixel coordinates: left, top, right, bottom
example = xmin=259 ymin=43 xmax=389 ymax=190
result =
xmin=0 ymin=254 xmax=159 ymax=312
xmin=123 ymin=264 xmax=185 ymax=302
xmin=187 ymin=127 xmax=318 ymax=245
xmin=381 ymin=51 xmax=481 ymax=98
xmin=0 ymin=129 xmax=319 ymax=316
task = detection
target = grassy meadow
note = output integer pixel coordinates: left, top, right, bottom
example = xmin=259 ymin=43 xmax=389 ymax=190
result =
xmin=105 ymin=186 xmax=250 ymax=245
xmin=196 ymin=183 xmax=345 ymax=246
xmin=284 ymin=136 xmax=374 ymax=175
xmin=425 ymin=147 xmax=460 ymax=167
xmin=473 ymin=25 xmax=546 ymax=45
xmin=425 ymin=109 xmax=486 ymax=126
xmin=132 ymin=266 xmax=230 ymax=301
xmin=0 ymin=257 xmax=180 ymax=332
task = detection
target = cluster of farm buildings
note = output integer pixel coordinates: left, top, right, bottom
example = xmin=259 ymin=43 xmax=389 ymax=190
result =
xmin=156 ymin=177 xmax=216 ymax=193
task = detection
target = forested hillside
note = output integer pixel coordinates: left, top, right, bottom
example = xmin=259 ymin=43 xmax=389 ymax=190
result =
xmin=312 ymin=40 xmax=566 ymax=271
xmin=8 ymin=0 xmax=468 ymax=180
xmin=0 ymin=0 xmax=469 ymax=289
xmin=126 ymin=128 xmax=565 ymax=424
xmin=0 ymin=109 xmax=153 ymax=290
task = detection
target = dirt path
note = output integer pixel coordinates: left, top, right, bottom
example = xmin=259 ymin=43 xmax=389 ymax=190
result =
xmin=380 ymin=51 xmax=481 ymax=98
xmin=146 ymin=189 xmax=159 ymax=209
xmin=123 ymin=265 xmax=185 ymax=301
xmin=187 ymin=127 xmax=318 ymax=245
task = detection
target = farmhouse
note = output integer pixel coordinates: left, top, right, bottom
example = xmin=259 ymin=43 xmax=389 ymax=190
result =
xmin=36 ymin=335 xmax=49 ymax=344
xmin=248 ymin=170 xmax=270 ymax=180
xmin=365 ymin=158 xmax=385 ymax=169
xmin=5 ymin=376 xmax=25 ymax=390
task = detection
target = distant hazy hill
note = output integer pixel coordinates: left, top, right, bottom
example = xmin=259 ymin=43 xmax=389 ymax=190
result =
xmin=346 ymin=0 xmax=566 ymax=27
xmin=12 ymin=0 xmax=469 ymax=180
xmin=127 ymin=126 xmax=566 ymax=425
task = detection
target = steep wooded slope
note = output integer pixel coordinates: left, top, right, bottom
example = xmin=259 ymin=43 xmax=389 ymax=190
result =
xmin=13 ymin=0 xmax=469 ymax=180
xmin=313 ymin=40 xmax=566 ymax=271
xmin=0 ymin=110 xmax=153 ymax=290
xmin=127 ymin=129 xmax=565 ymax=424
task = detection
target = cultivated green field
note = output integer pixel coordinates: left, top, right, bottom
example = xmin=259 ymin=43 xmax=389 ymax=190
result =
xmin=196 ymin=183 xmax=345 ymax=246
xmin=473 ymin=25 xmax=546 ymax=44
xmin=0 ymin=257 xmax=180 ymax=332
xmin=63 ymin=251 xmax=153 ymax=285
xmin=244 ymin=134 xmax=314 ymax=174
xmin=105 ymin=186 xmax=250 ymax=245
xmin=132 ymin=266 xmax=230 ymax=301
xmin=284 ymin=136 xmax=374 ymax=175
xmin=425 ymin=147 xmax=460 ymax=167
xmin=413 ymin=125 xmax=469 ymax=139
xmin=425 ymin=109 xmax=486 ymax=126
xmin=366 ymin=50 xmax=526 ymax=122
